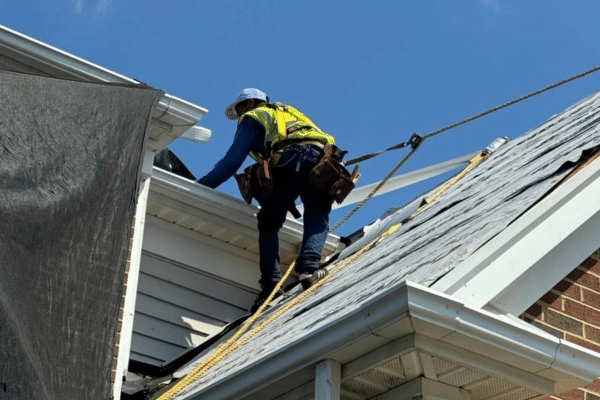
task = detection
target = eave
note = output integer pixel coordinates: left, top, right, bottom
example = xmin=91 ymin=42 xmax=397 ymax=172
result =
xmin=176 ymin=282 xmax=600 ymax=400
xmin=146 ymin=167 xmax=341 ymax=280
xmin=0 ymin=24 xmax=209 ymax=151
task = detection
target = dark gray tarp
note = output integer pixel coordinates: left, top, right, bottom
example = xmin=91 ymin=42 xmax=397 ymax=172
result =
xmin=0 ymin=70 xmax=162 ymax=400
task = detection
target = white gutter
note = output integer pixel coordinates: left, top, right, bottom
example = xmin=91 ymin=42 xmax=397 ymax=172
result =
xmin=0 ymin=24 xmax=209 ymax=148
xmin=179 ymin=281 xmax=600 ymax=400
xmin=150 ymin=167 xmax=341 ymax=253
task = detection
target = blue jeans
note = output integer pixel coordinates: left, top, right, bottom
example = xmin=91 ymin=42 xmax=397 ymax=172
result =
xmin=256 ymin=144 xmax=332 ymax=290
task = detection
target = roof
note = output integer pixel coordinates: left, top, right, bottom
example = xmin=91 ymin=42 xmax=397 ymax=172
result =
xmin=158 ymin=89 xmax=600 ymax=400
xmin=0 ymin=24 xmax=209 ymax=151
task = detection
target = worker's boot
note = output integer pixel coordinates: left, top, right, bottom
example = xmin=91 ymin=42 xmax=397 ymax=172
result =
xmin=298 ymin=268 xmax=328 ymax=290
xmin=250 ymin=286 xmax=283 ymax=314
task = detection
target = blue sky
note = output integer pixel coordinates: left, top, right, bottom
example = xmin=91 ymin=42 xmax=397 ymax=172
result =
xmin=3 ymin=1 xmax=600 ymax=236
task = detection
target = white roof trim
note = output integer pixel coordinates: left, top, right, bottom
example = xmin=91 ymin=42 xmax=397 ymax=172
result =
xmin=333 ymin=151 xmax=479 ymax=210
xmin=149 ymin=167 xmax=341 ymax=253
xmin=433 ymin=154 xmax=600 ymax=316
xmin=0 ymin=24 xmax=209 ymax=150
xmin=0 ymin=25 xmax=135 ymax=83
xmin=178 ymin=282 xmax=600 ymax=399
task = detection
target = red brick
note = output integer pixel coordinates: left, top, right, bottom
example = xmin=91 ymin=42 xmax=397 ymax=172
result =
xmin=524 ymin=303 xmax=543 ymax=318
xmin=565 ymin=334 xmax=600 ymax=352
xmin=586 ymin=378 xmax=600 ymax=393
xmin=585 ymin=325 xmax=600 ymax=344
xmin=567 ymin=268 xmax=586 ymax=281
xmin=564 ymin=299 xmax=586 ymax=320
xmin=528 ymin=320 xmax=564 ymax=339
xmin=578 ymin=273 xmax=600 ymax=292
xmin=553 ymin=280 xmax=582 ymax=300
xmin=581 ymin=257 xmax=600 ymax=271
xmin=588 ymin=260 xmax=600 ymax=276
xmin=583 ymin=288 xmax=600 ymax=308
xmin=541 ymin=291 xmax=563 ymax=310
xmin=584 ymin=303 xmax=600 ymax=326
xmin=544 ymin=309 xmax=583 ymax=335
xmin=559 ymin=388 xmax=585 ymax=400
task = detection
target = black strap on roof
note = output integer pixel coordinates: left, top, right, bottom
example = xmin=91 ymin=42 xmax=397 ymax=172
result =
xmin=345 ymin=133 xmax=423 ymax=166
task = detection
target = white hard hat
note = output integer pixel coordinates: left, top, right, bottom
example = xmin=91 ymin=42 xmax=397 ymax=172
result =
xmin=224 ymin=88 xmax=269 ymax=120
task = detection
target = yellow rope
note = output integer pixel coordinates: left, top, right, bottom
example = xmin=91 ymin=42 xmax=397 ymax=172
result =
xmin=153 ymin=259 xmax=297 ymax=400
xmin=154 ymin=153 xmax=488 ymax=400
xmin=151 ymin=64 xmax=600 ymax=398
xmin=154 ymin=222 xmax=402 ymax=400
xmin=424 ymin=153 xmax=487 ymax=205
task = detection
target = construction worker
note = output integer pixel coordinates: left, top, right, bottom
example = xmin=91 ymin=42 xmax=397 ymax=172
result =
xmin=197 ymin=88 xmax=336 ymax=313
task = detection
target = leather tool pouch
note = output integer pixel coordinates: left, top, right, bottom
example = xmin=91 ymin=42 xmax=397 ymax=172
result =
xmin=235 ymin=160 xmax=273 ymax=204
xmin=308 ymin=144 xmax=355 ymax=204
xmin=234 ymin=169 xmax=253 ymax=204
xmin=255 ymin=159 xmax=273 ymax=201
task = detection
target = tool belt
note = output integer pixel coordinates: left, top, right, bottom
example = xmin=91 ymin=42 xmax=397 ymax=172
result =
xmin=307 ymin=143 xmax=355 ymax=204
xmin=234 ymin=159 xmax=272 ymax=205
xmin=235 ymin=141 xmax=355 ymax=206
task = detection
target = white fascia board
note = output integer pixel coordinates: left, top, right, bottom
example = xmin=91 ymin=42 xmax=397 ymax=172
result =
xmin=113 ymin=177 xmax=152 ymax=400
xmin=433 ymin=155 xmax=600 ymax=316
xmin=179 ymin=282 xmax=600 ymax=400
xmin=149 ymin=167 xmax=341 ymax=253
xmin=0 ymin=24 xmax=208 ymax=149
xmin=0 ymin=24 xmax=135 ymax=83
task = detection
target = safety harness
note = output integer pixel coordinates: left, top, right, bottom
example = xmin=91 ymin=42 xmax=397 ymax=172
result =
xmin=234 ymin=103 xmax=357 ymax=212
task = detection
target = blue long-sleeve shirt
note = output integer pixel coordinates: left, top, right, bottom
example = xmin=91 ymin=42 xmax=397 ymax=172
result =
xmin=197 ymin=117 xmax=266 ymax=189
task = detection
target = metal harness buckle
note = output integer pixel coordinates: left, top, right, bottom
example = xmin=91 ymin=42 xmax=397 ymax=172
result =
xmin=408 ymin=133 xmax=423 ymax=150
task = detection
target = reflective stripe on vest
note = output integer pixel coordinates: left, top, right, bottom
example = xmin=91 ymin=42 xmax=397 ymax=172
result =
xmin=240 ymin=103 xmax=335 ymax=162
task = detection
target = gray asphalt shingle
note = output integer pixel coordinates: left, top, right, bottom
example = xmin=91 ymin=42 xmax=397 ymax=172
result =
xmin=174 ymin=90 xmax=600 ymax=398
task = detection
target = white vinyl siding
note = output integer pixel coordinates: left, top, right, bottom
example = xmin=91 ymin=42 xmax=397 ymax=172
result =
xmin=129 ymin=252 xmax=255 ymax=366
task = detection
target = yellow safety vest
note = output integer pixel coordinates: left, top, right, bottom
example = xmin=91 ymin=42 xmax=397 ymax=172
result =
xmin=240 ymin=103 xmax=335 ymax=162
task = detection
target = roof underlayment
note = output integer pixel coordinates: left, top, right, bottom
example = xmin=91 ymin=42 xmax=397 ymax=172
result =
xmin=158 ymin=91 xmax=600 ymax=400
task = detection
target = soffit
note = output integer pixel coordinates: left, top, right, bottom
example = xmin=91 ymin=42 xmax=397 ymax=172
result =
xmin=264 ymin=349 xmax=542 ymax=400
xmin=338 ymin=353 xmax=540 ymax=400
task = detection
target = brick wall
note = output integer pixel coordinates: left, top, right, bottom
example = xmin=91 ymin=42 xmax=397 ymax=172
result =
xmin=110 ymin=216 xmax=136 ymax=394
xmin=520 ymin=250 xmax=600 ymax=400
